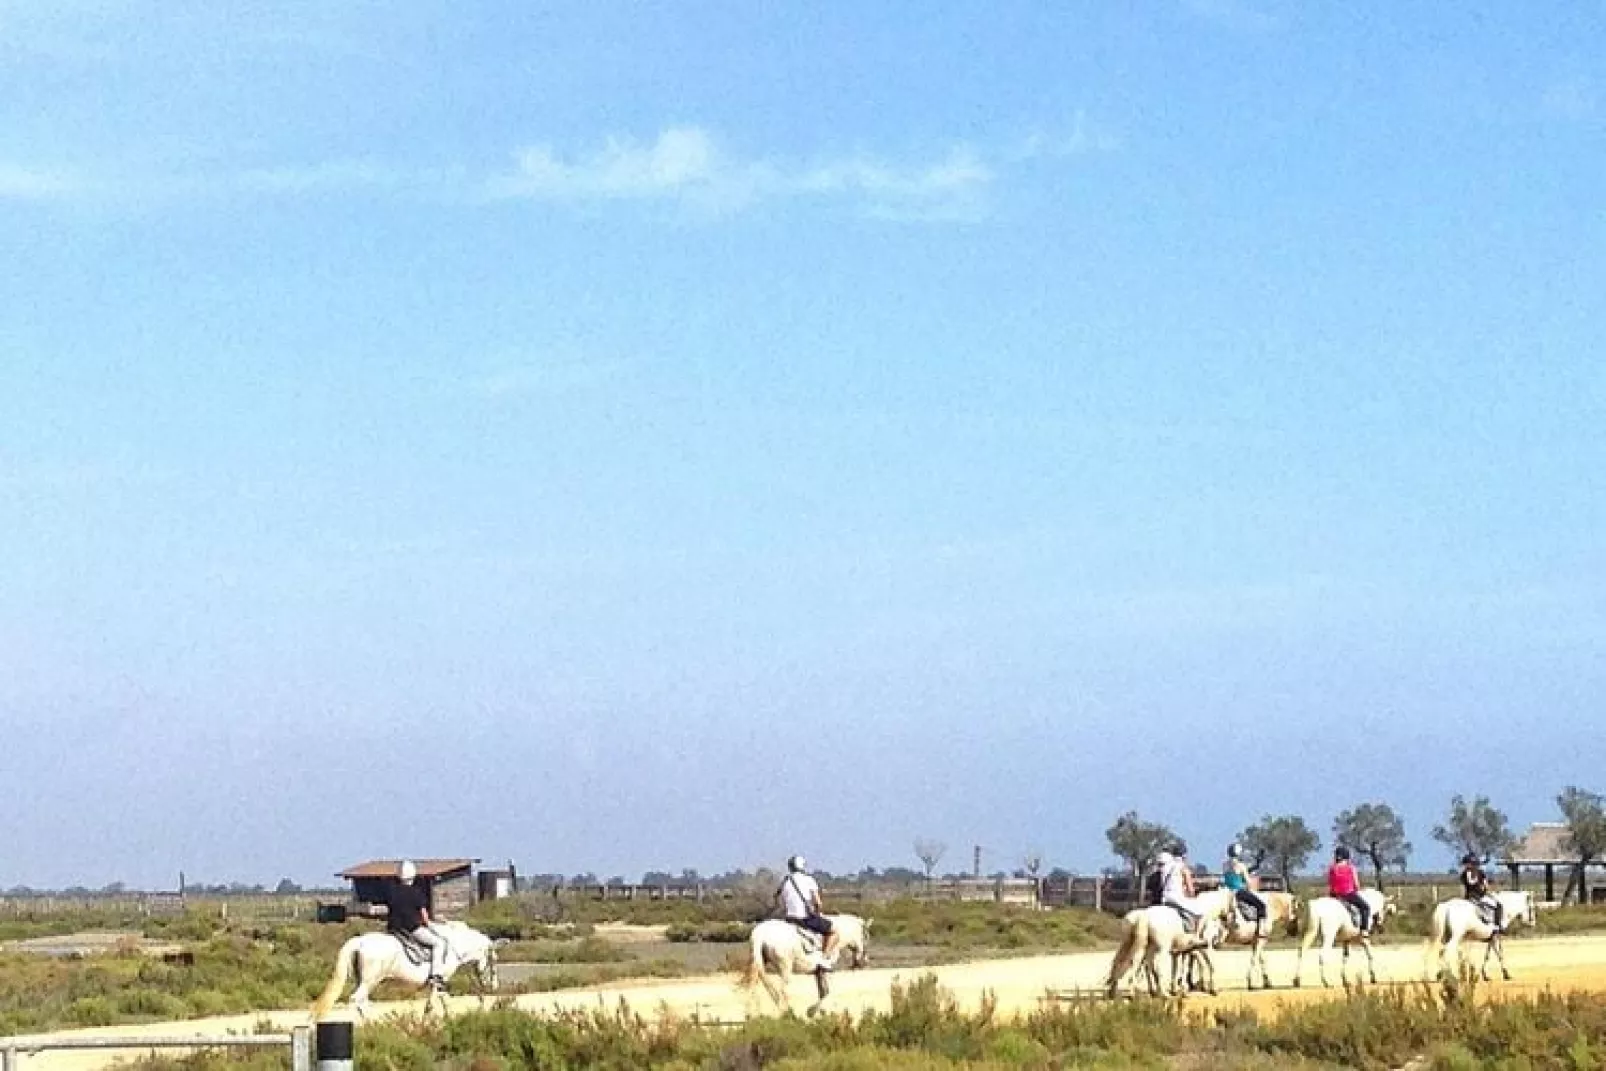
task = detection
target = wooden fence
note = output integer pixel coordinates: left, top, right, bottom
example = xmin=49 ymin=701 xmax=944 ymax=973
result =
xmin=0 ymin=894 xmax=324 ymax=920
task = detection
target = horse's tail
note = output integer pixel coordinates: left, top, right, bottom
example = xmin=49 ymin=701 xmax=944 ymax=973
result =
xmin=311 ymin=936 xmax=360 ymax=1020
xmin=1105 ymin=911 xmax=1144 ymax=995
xmin=738 ymin=932 xmax=764 ymax=990
xmin=1424 ymin=904 xmax=1448 ymax=979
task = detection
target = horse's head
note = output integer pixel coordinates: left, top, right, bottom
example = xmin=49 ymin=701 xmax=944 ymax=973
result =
xmin=1378 ymin=894 xmax=1399 ymax=929
xmin=1508 ymin=891 xmax=1535 ymax=928
xmin=453 ymin=926 xmax=501 ymax=992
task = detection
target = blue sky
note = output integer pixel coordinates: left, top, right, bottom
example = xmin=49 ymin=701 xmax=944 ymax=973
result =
xmin=2 ymin=1 xmax=1602 ymax=888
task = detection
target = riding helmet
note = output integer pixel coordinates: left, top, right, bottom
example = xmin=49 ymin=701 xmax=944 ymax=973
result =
xmin=1334 ymin=846 xmax=1351 ymax=861
xmin=399 ymin=859 xmax=418 ymax=883
xmin=787 ymin=855 xmax=807 ymax=873
xmin=1227 ymin=843 xmax=1243 ymax=859
xmin=1462 ymin=852 xmax=1479 ymax=866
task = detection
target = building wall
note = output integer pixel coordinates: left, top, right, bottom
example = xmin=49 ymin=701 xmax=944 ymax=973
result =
xmin=431 ymin=872 xmax=475 ymax=916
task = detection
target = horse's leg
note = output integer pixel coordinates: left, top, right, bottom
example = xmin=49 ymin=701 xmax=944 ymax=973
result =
xmin=807 ymin=966 xmax=830 ymax=1017
xmin=1360 ymin=937 xmax=1378 ymax=986
xmin=1154 ymin=947 xmax=1174 ymax=997
xmin=350 ymin=984 xmax=371 ymax=1023
xmin=1293 ymin=919 xmax=1318 ymax=988
xmin=759 ymin=960 xmax=790 ymax=1013
xmin=1318 ymin=937 xmax=1334 ymax=988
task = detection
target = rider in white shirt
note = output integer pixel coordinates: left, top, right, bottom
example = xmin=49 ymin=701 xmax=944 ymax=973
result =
xmin=775 ymin=855 xmax=838 ymax=969
xmin=1159 ymin=844 xmax=1208 ymax=937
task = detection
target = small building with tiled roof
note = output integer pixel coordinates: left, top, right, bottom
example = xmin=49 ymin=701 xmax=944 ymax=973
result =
xmin=338 ymin=858 xmax=479 ymax=917
xmin=1500 ymin=823 xmax=1602 ymax=904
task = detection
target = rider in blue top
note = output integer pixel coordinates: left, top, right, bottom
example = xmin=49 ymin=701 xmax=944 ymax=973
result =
xmin=1222 ymin=843 xmax=1269 ymax=937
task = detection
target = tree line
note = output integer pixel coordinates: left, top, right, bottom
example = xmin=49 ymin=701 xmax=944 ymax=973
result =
xmin=1103 ymin=785 xmax=1606 ymax=904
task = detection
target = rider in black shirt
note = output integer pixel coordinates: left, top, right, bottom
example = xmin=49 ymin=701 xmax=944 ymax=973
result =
xmin=1459 ymin=853 xmax=1503 ymax=933
xmin=385 ymin=860 xmax=447 ymax=987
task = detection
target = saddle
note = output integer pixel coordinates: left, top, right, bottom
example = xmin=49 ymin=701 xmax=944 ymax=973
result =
xmin=788 ymin=922 xmax=822 ymax=953
xmin=391 ymin=930 xmax=438 ymax=967
xmin=1166 ymin=904 xmax=1199 ymax=927
xmin=1473 ymin=899 xmax=1498 ymax=927
xmin=1232 ymin=894 xmax=1265 ymax=923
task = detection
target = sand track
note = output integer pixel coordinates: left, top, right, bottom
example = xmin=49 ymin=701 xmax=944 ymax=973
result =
xmin=7 ymin=935 xmax=1606 ymax=1069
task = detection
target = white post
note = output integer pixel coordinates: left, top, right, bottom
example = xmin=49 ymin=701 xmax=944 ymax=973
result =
xmin=292 ymin=1025 xmax=312 ymax=1071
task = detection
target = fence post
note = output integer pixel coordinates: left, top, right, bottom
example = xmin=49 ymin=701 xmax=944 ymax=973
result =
xmin=316 ymin=1020 xmax=354 ymax=1071
xmin=4 ymin=1045 xmax=17 ymax=1071
xmin=292 ymin=1025 xmax=312 ymax=1071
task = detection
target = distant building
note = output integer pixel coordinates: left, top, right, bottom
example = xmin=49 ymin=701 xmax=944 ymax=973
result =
xmin=338 ymin=858 xmax=479 ymax=918
xmin=1501 ymin=823 xmax=1601 ymax=904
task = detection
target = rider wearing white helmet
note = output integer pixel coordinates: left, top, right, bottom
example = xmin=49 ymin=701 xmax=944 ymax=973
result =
xmin=1158 ymin=842 xmax=1208 ymax=937
xmin=1222 ymin=842 xmax=1269 ymax=937
xmin=775 ymin=855 xmax=838 ymax=970
xmin=384 ymin=859 xmax=447 ymax=989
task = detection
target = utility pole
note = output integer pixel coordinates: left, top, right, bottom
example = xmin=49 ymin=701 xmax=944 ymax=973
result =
xmin=973 ymin=845 xmax=982 ymax=878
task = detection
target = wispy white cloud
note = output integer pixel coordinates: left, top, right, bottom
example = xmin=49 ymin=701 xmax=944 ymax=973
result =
xmin=1180 ymin=0 xmax=1283 ymax=33
xmin=486 ymin=125 xmax=1008 ymax=221
xmin=0 ymin=163 xmax=77 ymax=200
xmin=1008 ymin=110 xmax=1121 ymax=162
xmin=3 ymin=119 xmax=1113 ymax=220
xmin=464 ymin=357 xmax=633 ymax=400
xmin=1540 ymin=76 xmax=1599 ymax=122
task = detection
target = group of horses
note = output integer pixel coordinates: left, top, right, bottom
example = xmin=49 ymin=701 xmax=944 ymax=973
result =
xmin=306 ymin=889 xmax=1538 ymax=1021
xmin=1105 ymin=887 xmax=1538 ymax=998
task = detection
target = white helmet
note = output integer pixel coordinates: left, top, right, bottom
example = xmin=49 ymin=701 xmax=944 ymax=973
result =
xmin=1155 ymin=851 xmax=1174 ymax=869
xmin=1228 ymin=843 xmax=1243 ymax=859
xmin=398 ymin=860 xmax=418 ymax=883
xmin=787 ymin=855 xmax=807 ymax=874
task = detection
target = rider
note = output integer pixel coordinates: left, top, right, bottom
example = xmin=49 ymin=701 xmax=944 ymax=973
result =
xmin=1222 ymin=842 xmax=1269 ymax=937
xmin=775 ymin=855 xmax=838 ymax=969
xmin=1159 ymin=842 xmax=1207 ymax=937
xmin=1459 ymin=852 xmax=1504 ymax=933
xmin=1327 ymin=846 xmax=1372 ymax=935
xmin=385 ymin=860 xmax=447 ymax=990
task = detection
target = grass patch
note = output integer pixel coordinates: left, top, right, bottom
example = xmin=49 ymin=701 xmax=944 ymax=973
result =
xmin=128 ymin=975 xmax=1606 ymax=1070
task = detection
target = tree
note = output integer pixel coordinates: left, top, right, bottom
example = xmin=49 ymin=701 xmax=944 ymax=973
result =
xmin=1021 ymin=850 xmax=1044 ymax=879
xmin=1558 ymin=786 xmax=1606 ymax=905
xmin=1431 ymin=794 xmax=1515 ymax=863
xmin=1105 ymin=810 xmax=1179 ymax=888
xmin=913 ymin=839 xmax=947 ymax=882
xmin=1332 ymin=802 xmax=1411 ymax=889
xmin=1239 ymin=814 xmax=1320 ymax=889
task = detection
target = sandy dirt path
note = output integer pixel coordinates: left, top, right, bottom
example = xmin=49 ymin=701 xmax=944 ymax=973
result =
xmin=7 ymin=935 xmax=1606 ymax=1069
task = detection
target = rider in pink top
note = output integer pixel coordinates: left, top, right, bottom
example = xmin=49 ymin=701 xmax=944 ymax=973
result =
xmin=1327 ymin=846 xmax=1371 ymax=933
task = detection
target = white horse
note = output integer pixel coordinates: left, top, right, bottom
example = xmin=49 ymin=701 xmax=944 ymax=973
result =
xmin=740 ymin=920 xmax=830 ymax=1015
xmin=1293 ymin=889 xmax=1397 ymax=988
xmin=1426 ymin=891 xmax=1536 ymax=982
xmin=1192 ymin=889 xmax=1302 ymax=990
xmin=739 ymin=914 xmax=871 ymax=1015
xmin=311 ymin=921 xmax=500 ymax=1020
xmin=1106 ymin=891 xmax=1233 ymax=998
